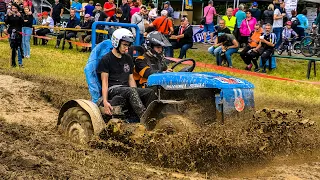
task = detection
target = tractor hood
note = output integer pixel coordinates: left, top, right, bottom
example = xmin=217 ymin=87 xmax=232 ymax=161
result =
xmin=147 ymin=72 xmax=254 ymax=90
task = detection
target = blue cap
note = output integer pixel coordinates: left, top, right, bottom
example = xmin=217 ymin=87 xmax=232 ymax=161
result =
xmin=253 ymin=2 xmax=258 ymax=6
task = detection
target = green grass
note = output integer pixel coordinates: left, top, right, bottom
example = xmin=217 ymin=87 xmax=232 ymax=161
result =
xmin=0 ymin=40 xmax=319 ymax=118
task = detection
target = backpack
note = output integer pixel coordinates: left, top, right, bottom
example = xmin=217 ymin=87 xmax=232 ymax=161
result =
xmin=84 ymin=40 xmax=113 ymax=103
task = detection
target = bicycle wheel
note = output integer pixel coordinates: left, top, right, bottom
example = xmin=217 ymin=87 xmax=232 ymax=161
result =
xmin=300 ymin=37 xmax=316 ymax=57
xmin=292 ymin=42 xmax=301 ymax=54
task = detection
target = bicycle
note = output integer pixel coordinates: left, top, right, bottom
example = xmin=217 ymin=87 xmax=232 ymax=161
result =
xmin=277 ymin=37 xmax=297 ymax=56
xmin=300 ymin=25 xmax=320 ymax=57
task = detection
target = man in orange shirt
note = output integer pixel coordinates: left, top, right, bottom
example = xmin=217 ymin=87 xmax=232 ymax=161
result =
xmin=104 ymin=0 xmax=116 ymax=18
xmin=240 ymin=23 xmax=263 ymax=72
xmin=149 ymin=10 xmax=173 ymax=36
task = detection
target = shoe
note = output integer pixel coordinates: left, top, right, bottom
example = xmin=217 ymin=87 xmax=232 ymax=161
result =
xmin=69 ymin=46 xmax=73 ymax=50
xmin=55 ymin=45 xmax=59 ymax=48
xmin=202 ymin=41 xmax=208 ymax=44
xmin=254 ymin=68 xmax=260 ymax=72
xmin=19 ymin=64 xmax=24 ymax=68
xmin=261 ymin=69 xmax=266 ymax=73
xmin=25 ymin=55 xmax=30 ymax=58
xmin=245 ymin=64 xmax=253 ymax=70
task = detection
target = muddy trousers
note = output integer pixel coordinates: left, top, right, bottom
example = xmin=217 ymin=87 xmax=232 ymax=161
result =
xmin=108 ymin=86 xmax=157 ymax=117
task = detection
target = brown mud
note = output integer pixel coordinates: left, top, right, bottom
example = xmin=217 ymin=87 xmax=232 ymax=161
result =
xmin=1 ymin=74 xmax=320 ymax=179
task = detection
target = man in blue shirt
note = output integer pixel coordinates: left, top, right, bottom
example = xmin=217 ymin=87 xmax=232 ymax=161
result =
xmin=71 ymin=0 xmax=82 ymax=20
xmin=296 ymin=9 xmax=308 ymax=40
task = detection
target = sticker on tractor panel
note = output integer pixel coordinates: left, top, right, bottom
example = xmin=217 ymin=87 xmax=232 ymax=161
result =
xmin=214 ymin=77 xmax=239 ymax=84
xmin=234 ymin=97 xmax=245 ymax=112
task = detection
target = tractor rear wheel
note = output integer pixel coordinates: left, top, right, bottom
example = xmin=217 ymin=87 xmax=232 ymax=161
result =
xmin=154 ymin=115 xmax=198 ymax=135
xmin=60 ymin=107 xmax=94 ymax=144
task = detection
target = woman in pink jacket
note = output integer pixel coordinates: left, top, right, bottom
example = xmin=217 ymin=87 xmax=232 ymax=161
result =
xmin=239 ymin=10 xmax=257 ymax=47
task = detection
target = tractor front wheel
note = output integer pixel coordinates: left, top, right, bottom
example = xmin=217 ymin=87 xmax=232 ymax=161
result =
xmin=60 ymin=107 xmax=94 ymax=144
xmin=154 ymin=115 xmax=198 ymax=135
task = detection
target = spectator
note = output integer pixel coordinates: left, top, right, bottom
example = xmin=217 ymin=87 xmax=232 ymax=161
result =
xmin=33 ymin=13 xmax=42 ymax=45
xmin=296 ymin=9 xmax=308 ymax=40
xmin=97 ymin=28 xmax=156 ymax=117
xmin=136 ymin=0 xmax=142 ymax=8
xmin=13 ymin=0 xmax=23 ymax=13
xmin=105 ymin=8 xmax=126 ymax=38
xmin=261 ymin=4 xmax=274 ymax=27
xmin=0 ymin=0 xmax=6 ymax=36
xmin=163 ymin=1 xmax=174 ymax=18
xmin=202 ymin=0 xmax=217 ymax=44
xmin=71 ymin=0 xmax=82 ymax=20
xmin=22 ymin=6 xmax=33 ymax=58
xmin=148 ymin=10 xmax=174 ymax=57
xmin=222 ymin=8 xmax=236 ymax=33
xmin=148 ymin=3 xmax=157 ymax=21
xmin=76 ymin=13 xmax=93 ymax=52
xmin=50 ymin=0 xmax=64 ymax=25
xmin=131 ymin=5 xmax=147 ymax=45
xmin=278 ymin=21 xmax=298 ymax=54
xmin=211 ymin=33 xmax=239 ymax=67
xmin=104 ymin=0 xmax=116 ymax=18
xmin=273 ymin=1 xmax=286 ymax=49
xmin=240 ymin=23 xmax=263 ymax=72
xmin=235 ymin=4 xmax=246 ymax=42
xmin=55 ymin=9 xmax=79 ymax=49
xmin=84 ymin=1 xmax=94 ymax=17
xmin=134 ymin=31 xmax=172 ymax=87
xmin=22 ymin=0 xmax=32 ymax=12
xmin=93 ymin=3 xmax=108 ymax=43
xmin=259 ymin=23 xmax=276 ymax=73
xmin=130 ymin=2 xmax=140 ymax=19
xmin=316 ymin=9 xmax=320 ymax=34
xmin=250 ymin=2 xmax=261 ymax=22
xmin=239 ymin=10 xmax=257 ymax=47
xmin=36 ymin=11 xmax=53 ymax=45
xmin=170 ymin=17 xmax=193 ymax=59
xmin=5 ymin=3 xmax=24 ymax=67
xmin=128 ymin=0 xmax=133 ymax=8
xmin=120 ymin=0 xmax=130 ymax=23
xmin=81 ymin=0 xmax=88 ymax=19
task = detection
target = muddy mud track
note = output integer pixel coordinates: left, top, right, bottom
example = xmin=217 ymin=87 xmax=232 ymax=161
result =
xmin=1 ymin=74 xmax=320 ymax=179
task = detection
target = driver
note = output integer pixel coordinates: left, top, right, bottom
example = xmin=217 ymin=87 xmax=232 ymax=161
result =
xmin=97 ymin=28 xmax=157 ymax=117
xmin=134 ymin=31 xmax=172 ymax=88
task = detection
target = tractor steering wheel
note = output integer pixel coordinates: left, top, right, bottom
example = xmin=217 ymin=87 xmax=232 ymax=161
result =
xmin=170 ymin=58 xmax=196 ymax=72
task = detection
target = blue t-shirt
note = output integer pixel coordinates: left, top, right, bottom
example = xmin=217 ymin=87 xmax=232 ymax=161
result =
xmin=71 ymin=1 xmax=82 ymax=19
xmin=85 ymin=4 xmax=95 ymax=16
xmin=235 ymin=10 xmax=246 ymax=28
xmin=297 ymin=14 xmax=309 ymax=29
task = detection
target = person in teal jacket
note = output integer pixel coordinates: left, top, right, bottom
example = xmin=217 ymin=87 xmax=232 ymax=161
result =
xmin=296 ymin=9 xmax=309 ymax=39
xmin=315 ymin=11 xmax=320 ymax=34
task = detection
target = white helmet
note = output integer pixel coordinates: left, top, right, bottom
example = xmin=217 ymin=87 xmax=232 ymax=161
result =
xmin=111 ymin=28 xmax=134 ymax=48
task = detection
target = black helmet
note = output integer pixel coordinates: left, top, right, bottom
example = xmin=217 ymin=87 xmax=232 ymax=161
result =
xmin=144 ymin=31 xmax=171 ymax=58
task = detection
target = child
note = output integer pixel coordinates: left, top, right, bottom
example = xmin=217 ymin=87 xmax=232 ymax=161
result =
xmin=278 ymin=21 xmax=298 ymax=54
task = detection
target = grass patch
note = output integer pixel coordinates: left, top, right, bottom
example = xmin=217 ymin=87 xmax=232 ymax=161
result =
xmin=0 ymin=40 xmax=319 ymax=118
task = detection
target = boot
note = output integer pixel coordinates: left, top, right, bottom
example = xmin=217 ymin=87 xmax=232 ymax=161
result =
xmin=68 ymin=42 xmax=73 ymax=49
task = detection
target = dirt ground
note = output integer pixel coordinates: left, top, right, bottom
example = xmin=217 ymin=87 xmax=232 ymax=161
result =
xmin=1 ymin=74 xmax=320 ymax=179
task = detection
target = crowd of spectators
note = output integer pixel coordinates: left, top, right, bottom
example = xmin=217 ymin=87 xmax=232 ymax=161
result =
xmin=0 ymin=0 xmax=319 ymax=74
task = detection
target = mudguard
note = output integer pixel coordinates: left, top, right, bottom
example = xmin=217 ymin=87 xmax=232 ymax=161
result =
xmin=57 ymin=99 xmax=106 ymax=135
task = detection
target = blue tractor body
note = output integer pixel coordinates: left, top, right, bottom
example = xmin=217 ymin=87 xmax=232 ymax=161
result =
xmin=147 ymin=72 xmax=255 ymax=120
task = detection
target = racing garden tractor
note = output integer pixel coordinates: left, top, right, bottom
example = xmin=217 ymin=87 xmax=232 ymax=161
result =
xmin=56 ymin=22 xmax=255 ymax=144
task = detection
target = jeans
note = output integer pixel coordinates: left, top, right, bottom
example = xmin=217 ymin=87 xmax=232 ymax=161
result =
xmin=164 ymin=46 xmax=171 ymax=57
xmin=171 ymin=42 xmax=193 ymax=59
xmin=22 ymin=27 xmax=32 ymax=57
xmin=273 ymin=27 xmax=283 ymax=49
xmin=0 ymin=12 xmax=5 ymax=35
xmin=11 ymin=47 xmax=23 ymax=66
xmin=208 ymin=46 xmax=238 ymax=67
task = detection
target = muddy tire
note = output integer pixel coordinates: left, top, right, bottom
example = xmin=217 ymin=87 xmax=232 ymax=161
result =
xmin=60 ymin=107 xmax=94 ymax=144
xmin=154 ymin=115 xmax=197 ymax=135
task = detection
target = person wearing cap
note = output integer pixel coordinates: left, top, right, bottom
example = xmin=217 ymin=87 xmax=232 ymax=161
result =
xmin=202 ymin=0 xmax=217 ymax=44
xmin=76 ymin=13 xmax=93 ymax=52
xmin=250 ymin=2 xmax=261 ymax=22
xmin=163 ymin=1 xmax=174 ymax=18
xmin=278 ymin=20 xmax=298 ymax=54
xmin=148 ymin=10 xmax=174 ymax=57
xmin=170 ymin=17 xmax=193 ymax=59
xmin=222 ymin=8 xmax=236 ymax=33
xmin=55 ymin=9 xmax=79 ymax=49
xmin=35 ymin=11 xmax=54 ymax=45
xmin=93 ymin=2 xmax=108 ymax=43
xmin=50 ymin=0 xmax=64 ymax=25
